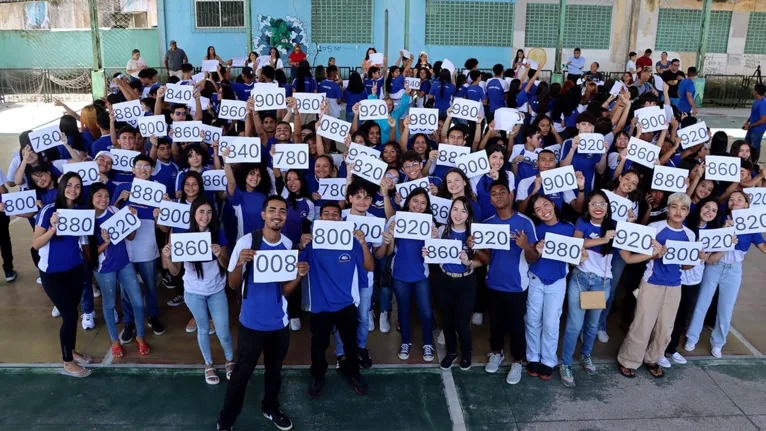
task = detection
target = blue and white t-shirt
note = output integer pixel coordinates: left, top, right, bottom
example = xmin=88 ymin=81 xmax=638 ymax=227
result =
xmin=35 ymin=204 xmax=84 ymax=273
xmin=300 ymin=240 xmax=368 ymax=313
xmin=386 ymin=215 xmax=432 ymax=282
xmin=516 ymin=175 xmax=577 ymax=210
xmin=529 ymin=221 xmax=576 ymax=284
xmin=574 ymin=218 xmax=613 ymax=277
xmin=228 ymin=187 xmax=268 ymax=239
xmin=642 ymin=220 xmax=695 ymax=286
xmin=484 ymin=211 xmax=538 ymax=292
xmin=92 ymin=206 xmax=131 ymax=273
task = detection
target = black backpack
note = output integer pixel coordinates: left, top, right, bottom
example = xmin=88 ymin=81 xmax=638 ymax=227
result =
xmin=241 ymin=229 xmax=264 ymax=300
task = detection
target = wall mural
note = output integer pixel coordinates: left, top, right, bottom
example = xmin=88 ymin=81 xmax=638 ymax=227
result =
xmin=254 ymin=14 xmax=313 ymax=58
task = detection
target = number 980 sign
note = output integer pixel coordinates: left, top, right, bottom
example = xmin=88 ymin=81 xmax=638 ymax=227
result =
xmin=541 ymin=233 xmax=583 ymax=265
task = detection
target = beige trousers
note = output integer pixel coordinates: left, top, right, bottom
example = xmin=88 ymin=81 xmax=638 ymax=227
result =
xmin=617 ymin=280 xmax=681 ymax=369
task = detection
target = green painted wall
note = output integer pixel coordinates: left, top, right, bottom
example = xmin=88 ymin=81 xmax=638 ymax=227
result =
xmin=0 ymin=28 xmax=159 ymax=69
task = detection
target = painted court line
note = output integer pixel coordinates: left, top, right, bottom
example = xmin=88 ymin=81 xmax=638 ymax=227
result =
xmin=729 ymin=325 xmax=764 ymax=356
xmin=440 ymin=369 xmax=466 ymax=431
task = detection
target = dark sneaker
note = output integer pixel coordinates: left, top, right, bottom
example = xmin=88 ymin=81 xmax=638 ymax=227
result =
xmin=148 ymin=317 xmax=165 ymax=335
xmin=539 ymin=365 xmax=553 ymax=380
xmin=119 ymin=323 xmax=135 ymax=344
xmin=358 ymin=348 xmax=373 ymax=369
xmin=348 ymin=375 xmax=368 ymax=395
xmin=527 ymin=361 xmax=540 ymax=377
xmin=307 ymin=378 xmax=324 ymax=399
xmin=335 ymin=356 xmax=346 ymax=374
xmin=460 ymin=356 xmax=472 ymax=371
xmin=263 ymin=408 xmax=293 ymax=430
xmin=167 ymin=294 xmax=184 ymax=307
xmin=5 ymin=270 xmax=17 ymax=282
xmin=440 ymin=352 xmax=458 ymax=370
xmin=162 ymin=273 xmax=176 ymax=288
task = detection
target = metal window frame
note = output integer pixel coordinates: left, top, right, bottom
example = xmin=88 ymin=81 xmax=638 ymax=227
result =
xmin=310 ymin=0 xmax=374 ymax=44
xmin=425 ymin=0 xmax=515 ymax=47
xmin=193 ymin=0 xmax=245 ymax=30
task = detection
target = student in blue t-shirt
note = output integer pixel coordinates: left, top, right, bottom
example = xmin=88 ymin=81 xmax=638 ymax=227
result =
xmin=471 ymin=143 xmax=516 ymax=220
xmin=223 ymin=157 xmax=271 ymax=240
xmin=436 ymin=169 xmax=483 ymax=222
xmin=299 ymin=201 xmax=374 ymax=398
xmin=428 ymin=69 xmax=456 ymax=116
xmin=364 ymin=66 xmax=385 ymax=99
xmin=743 ymin=83 xmax=766 ymax=151
xmin=148 ymin=137 xmax=179 ymax=197
xmin=485 ymin=64 xmax=507 ymax=122
xmin=318 ymin=65 xmax=343 ymax=118
xmin=343 ymin=72 xmax=370 ymax=123
xmin=516 ymin=149 xmax=585 ymax=214
xmin=218 ymin=195 xmax=308 ymax=431
xmin=677 ymin=67 xmax=697 ymax=115
xmin=475 ymin=180 xmax=538 ymax=384
xmin=560 ymin=112 xmax=609 ymax=195
xmin=291 ymin=61 xmax=318 ymax=95
xmin=230 ymin=67 xmax=256 ymax=101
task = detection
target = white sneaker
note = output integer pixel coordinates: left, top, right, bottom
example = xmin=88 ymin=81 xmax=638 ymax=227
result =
xmin=684 ymin=341 xmax=696 ymax=352
xmin=506 ymin=362 xmax=522 ymax=385
xmin=92 ymin=285 xmax=101 ymax=298
xmin=379 ymin=311 xmax=391 ymax=333
xmin=597 ymin=330 xmax=609 ymax=344
xmin=37 ymin=278 xmax=42 ymax=285
xmin=436 ymin=330 xmax=445 ymax=345
xmin=51 ymin=306 xmax=60 ymax=317
xmin=368 ymin=311 xmax=375 ymax=332
xmin=485 ymin=352 xmax=504 ymax=373
xmin=289 ymin=318 xmax=301 ymax=331
xmin=711 ymin=346 xmax=722 ymax=358
xmin=81 ymin=313 xmax=95 ymax=330
xmin=423 ymin=344 xmax=435 ymax=362
xmin=657 ymin=357 xmax=672 ymax=368
xmin=670 ymin=352 xmax=688 ymax=364
xmin=471 ymin=312 xmax=483 ymax=326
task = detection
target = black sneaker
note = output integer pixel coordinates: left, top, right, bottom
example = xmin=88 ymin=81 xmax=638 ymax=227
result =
xmin=348 ymin=375 xmax=368 ymax=395
xmin=358 ymin=348 xmax=373 ymax=369
xmin=307 ymin=378 xmax=324 ymax=399
xmin=4 ymin=270 xmax=17 ymax=282
xmin=148 ymin=317 xmax=165 ymax=335
xmin=460 ymin=356 xmax=472 ymax=371
xmin=539 ymin=365 xmax=553 ymax=380
xmin=167 ymin=294 xmax=184 ymax=307
xmin=440 ymin=352 xmax=458 ymax=370
xmin=335 ymin=356 xmax=346 ymax=374
xmin=119 ymin=323 xmax=135 ymax=344
xmin=527 ymin=361 xmax=540 ymax=377
xmin=162 ymin=273 xmax=176 ymax=288
xmin=263 ymin=408 xmax=293 ymax=430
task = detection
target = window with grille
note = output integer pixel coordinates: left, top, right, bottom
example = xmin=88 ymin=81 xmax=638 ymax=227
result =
xmin=745 ymin=12 xmax=766 ymax=55
xmin=525 ymin=4 xmax=612 ymax=49
xmin=311 ymin=0 xmax=373 ymax=44
xmin=425 ymin=0 xmax=514 ymax=46
xmin=655 ymin=9 xmax=731 ymax=53
xmin=195 ymin=0 xmax=244 ymax=28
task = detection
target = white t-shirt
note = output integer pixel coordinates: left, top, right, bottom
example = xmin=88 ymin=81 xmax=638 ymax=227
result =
xmin=127 ymin=57 xmax=146 ymax=79
xmin=126 ymin=220 xmax=159 ymax=263
xmin=576 ymin=220 xmax=613 ymax=277
xmin=7 ymin=155 xmax=25 ymax=189
xmin=183 ymin=244 xmax=227 ymax=296
xmin=515 ymin=175 xmax=576 ymax=204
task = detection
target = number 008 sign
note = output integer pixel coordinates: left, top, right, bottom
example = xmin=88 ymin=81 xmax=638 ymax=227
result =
xmin=251 ymin=250 xmax=298 ymax=283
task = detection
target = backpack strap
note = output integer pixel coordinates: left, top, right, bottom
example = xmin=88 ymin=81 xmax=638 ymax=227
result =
xmin=241 ymin=229 xmax=264 ymax=300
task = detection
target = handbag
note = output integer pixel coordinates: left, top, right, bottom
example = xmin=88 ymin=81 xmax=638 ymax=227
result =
xmin=578 ymin=252 xmax=608 ymax=310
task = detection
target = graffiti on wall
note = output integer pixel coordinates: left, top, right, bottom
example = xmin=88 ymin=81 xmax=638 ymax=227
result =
xmin=254 ymin=14 xmax=310 ymax=57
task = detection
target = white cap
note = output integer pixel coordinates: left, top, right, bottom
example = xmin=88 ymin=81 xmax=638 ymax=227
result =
xmin=95 ymin=151 xmax=113 ymax=161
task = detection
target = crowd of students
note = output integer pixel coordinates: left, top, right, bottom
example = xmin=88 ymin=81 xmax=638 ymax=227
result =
xmin=1 ymin=44 xmax=766 ymax=431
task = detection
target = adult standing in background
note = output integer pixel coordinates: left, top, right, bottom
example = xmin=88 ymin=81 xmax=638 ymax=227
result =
xmin=566 ymin=48 xmax=585 ymax=83
xmin=656 ymin=52 xmax=671 ymax=74
xmin=126 ymin=49 xmax=146 ymax=79
xmin=744 ymin=83 xmax=766 ymax=162
xmin=636 ymin=49 xmax=653 ymax=71
xmin=288 ymin=45 xmax=307 ymax=80
xmin=164 ymin=40 xmax=188 ymax=80
xmin=661 ymin=59 xmax=683 ymax=106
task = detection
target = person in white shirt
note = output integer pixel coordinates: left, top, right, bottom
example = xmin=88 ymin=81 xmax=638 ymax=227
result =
xmin=126 ymin=49 xmax=146 ymax=79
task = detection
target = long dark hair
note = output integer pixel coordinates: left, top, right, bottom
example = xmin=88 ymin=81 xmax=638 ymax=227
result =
xmin=284 ymin=169 xmax=312 ymax=208
xmin=60 ymin=115 xmax=85 ymax=153
xmin=180 ymin=170 xmax=205 ymax=204
xmin=234 ymin=163 xmax=271 ymax=195
xmin=442 ymin=196 xmax=474 ymax=241
xmin=295 ymin=60 xmax=312 ymax=93
xmin=605 ymin=168 xmax=642 ymax=203
xmin=484 ymin=143 xmax=510 ymax=192
xmin=402 ymin=187 xmax=433 ymax=215
xmin=347 ymin=71 xmax=366 ymax=94
xmin=686 ymin=196 xmax=721 ymax=237
xmin=507 ymin=78 xmax=522 ymax=109
xmin=54 ymin=171 xmax=83 ymax=210
xmin=188 ymin=196 xmax=226 ymax=279
xmin=206 ymin=46 xmax=216 ymax=60
xmin=437 ymin=168 xmax=476 ymax=201
xmin=526 ymin=194 xmax=561 ymax=226
xmin=583 ymin=190 xmax=615 ymax=255
xmin=438 ymin=69 xmax=450 ymax=98
xmin=535 ymin=82 xmax=550 ymax=116
xmin=385 ymin=66 xmax=399 ymax=94
xmin=85 ymin=182 xmax=110 ymax=265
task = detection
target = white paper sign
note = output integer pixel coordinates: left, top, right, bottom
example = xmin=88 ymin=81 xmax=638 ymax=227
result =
xmin=317 ymin=178 xmax=347 ymax=200
xmin=351 ymin=154 xmax=387 ymax=185
xmin=523 ymin=59 xmax=539 ymax=70
xmin=29 ymin=124 xmax=64 ymax=152
xmin=111 ymin=149 xmax=140 ymax=172
xmin=393 ymin=211 xmax=433 ymax=240
xmin=437 ymin=144 xmax=470 ymax=167
xmin=171 ymin=232 xmax=211 ymax=262
xmin=635 ymin=106 xmax=668 ymax=133
xmin=705 ymin=156 xmax=741 ymax=183
xmin=603 ymin=190 xmax=632 ymax=222
xmin=678 ymin=121 xmax=709 ymax=149
xmin=404 ymin=77 xmax=421 ymax=90
xmin=429 ymin=195 xmax=451 ymax=224
xmin=547 ymin=144 xmax=562 ymax=161
xmin=130 ymin=178 xmax=166 ymax=208
xmin=312 ymin=220 xmax=355 ymax=251
xmin=577 ymin=133 xmax=607 ymax=154
xmin=651 ymin=165 xmax=688 ymax=193
xmin=63 ymin=161 xmax=99 ymax=186
xmin=699 ymin=227 xmax=736 ymax=252
xmin=397 ymin=178 xmax=430 ymax=201
xmin=191 ymin=72 xmax=205 ymax=83
xmin=201 ymin=170 xmax=227 ymax=191
xmin=157 ymin=201 xmax=191 ymax=230
xmin=423 ymin=239 xmax=462 ymax=264
xmin=100 ymin=206 xmax=140 ymax=244
xmin=170 ymin=121 xmax=203 ymax=142
xmin=316 ymin=115 xmax=351 ymax=143
xmin=653 ymin=75 xmax=664 ymax=91
xmin=251 ymin=250 xmax=299 ymax=283
xmin=273 ymin=144 xmax=309 ymax=170
xmin=294 ymin=93 xmax=325 ymax=114
xmin=442 ymin=59 xmax=456 ymax=76
xmin=112 ymin=100 xmax=143 ymax=122
xmin=2 ymin=190 xmax=38 ymax=216
xmin=662 ymin=240 xmax=703 ymax=265
xmin=541 ymin=233 xmax=583 ymax=266
xmin=231 ymin=57 xmax=247 ymax=67
xmin=218 ymin=99 xmax=248 ymax=120
xmin=451 ymin=98 xmax=481 ymax=121
xmin=136 ymin=115 xmax=167 ymax=138
xmin=614 ymin=222 xmax=657 ymax=256
xmin=494 ymin=108 xmax=524 ymax=132
xmin=625 ymin=137 xmax=660 ymax=168
xmin=164 ymin=83 xmax=194 ymax=104
xmin=455 ymin=150 xmax=490 ymax=179
xmin=347 ymin=214 xmax=385 ymax=245
xmin=732 ymin=207 xmax=766 ymax=234
xmin=472 ymin=223 xmax=511 ymax=250
xmin=369 ymin=53 xmax=384 ymax=66
xmin=221 ymin=136 xmax=261 ymax=163
xmin=540 ymin=165 xmax=577 ymax=194
xmin=408 ymin=108 xmax=439 ymax=133
xmin=359 ymin=99 xmax=388 ymax=121
xmin=200 ymin=124 xmax=222 ymax=145
xmin=744 ymin=188 xmax=766 ymax=207
xmin=202 ymin=60 xmax=218 ymax=72
xmin=609 ymin=81 xmax=624 ymax=96
xmin=346 ymin=143 xmax=380 ymax=164
xmin=55 ymin=209 xmax=95 ymax=236
xmin=187 ymin=96 xmax=210 ymax=117
xmin=252 ymin=84 xmax=287 ymax=111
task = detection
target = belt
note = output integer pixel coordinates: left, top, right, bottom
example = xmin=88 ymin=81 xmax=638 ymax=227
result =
xmin=440 ymin=266 xmax=473 ymax=278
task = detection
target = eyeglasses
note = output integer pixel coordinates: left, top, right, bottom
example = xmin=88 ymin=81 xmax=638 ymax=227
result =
xmin=173 ymin=111 xmax=186 ymax=116
xmin=384 ymin=173 xmax=399 ymax=183
xmin=402 ymin=163 xmax=419 ymax=169
xmin=589 ymin=202 xmax=608 ymax=208
xmin=134 ymin=165 xmax=152 ymax=171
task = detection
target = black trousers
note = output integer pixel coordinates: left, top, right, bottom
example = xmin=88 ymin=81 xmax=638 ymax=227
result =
xmin=0 ymin=212 xmax=13 ymax=272
xmin=473 ymin=266 xmax=488 ymax=315
xmin=435 ymin=270 xmax=476 ymax=357
xmin=310 ymin=305 xmax=359 ymax=380
xmin=566 ymin=73 xmax=581 ymax=83
xmin=218 ymin=325 xmax=290 ymax=428
xmin=666 ymin=283 xmax=700 ymax=355
xmin=488 ymin=288 xmax=527 ymax=361
xmin=287 ymin=282 xmax=302 ymax=319
xmin=40 ymin=263 xmax=84 ymax=362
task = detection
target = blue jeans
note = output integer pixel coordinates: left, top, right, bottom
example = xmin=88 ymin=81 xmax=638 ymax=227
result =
xmin=334 ymin=285 xmax=373 ymax=356
xmin=93 ymin=264 xmax=145 ymax=339
xmin=122 ymin=260 xmax=160 ymax=324
xmin=346 ymin=111 xmax=355 ymax=123
xmin=392 ymin=278 xmax=433 ymax=345
xmin=686 ymin=261 xmax=742 ymax=349
xmin=185 ymin=289 xmax=234 ymax=365
xmin=745 ymin=129 xmax=765 ymax=151
xmin=80 ymin=260 xmax=94 ymax=315
xmin=525 ymin=274 xmax=566 ymax=368
xmin=599 ymin=252 xmax=626 ymax=332
xmin=561 ymin=268 xmax=610 ymax=366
